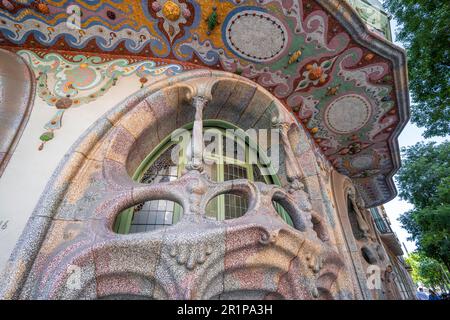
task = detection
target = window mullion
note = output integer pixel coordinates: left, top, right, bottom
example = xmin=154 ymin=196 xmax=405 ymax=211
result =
xmin=218 ymin=135 xmax=225 ymax=221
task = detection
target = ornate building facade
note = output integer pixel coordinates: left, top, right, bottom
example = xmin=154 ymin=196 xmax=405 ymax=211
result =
xmin=0 ymin=0 xmax=415 ymax=299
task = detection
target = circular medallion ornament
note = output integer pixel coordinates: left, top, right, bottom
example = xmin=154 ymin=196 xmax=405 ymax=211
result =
xmin=325 ymin=94 xmax=371 ymax=134
xmin=224 ymin=9 xmax=289 ymax=63
xmin=351 ymin=155 xmax=374 ymax=170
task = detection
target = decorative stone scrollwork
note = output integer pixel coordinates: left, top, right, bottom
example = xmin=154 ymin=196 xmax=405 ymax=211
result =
xmin=169 ymin=241 xmax=213 ymax=270
xmin=348 ymin=187 xmax=371 ymax=239
xmin=259 ymin=229 xmax=279 ymax=245
xmin=310 ymin=212 xmax=330 ymax=242
xmin=272 ymin=116 xmax=306 ymax=191
xmin=272 ymin=116 xmax=329 ymax=242
xmin=186 ymin=178 xmax=208 ymax=216
xmin=306 ymin=253 xmax=323 ymax=274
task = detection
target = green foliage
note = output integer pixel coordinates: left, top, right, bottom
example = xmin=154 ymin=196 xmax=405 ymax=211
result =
xmin=39 ymin=131 xmax=54 ymax=142
xmin=396 ymin=142 xmax=450 ymax=208
xmin=384 ymin=0 xmax=450 ymax=137
xmin=405 ymin=252 xmax=450 ymax=290
xmin=207 ymin=11 xmax=218 ymax=31
xmin=400 ymin=206 xmax=450 ymax=270
xmin=396 ymin=141 xmax=450 ymax=269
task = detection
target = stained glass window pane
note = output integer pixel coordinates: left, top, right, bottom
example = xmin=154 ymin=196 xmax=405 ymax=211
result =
xmin=129 ymin=144 xmax=182 ymax=233
xmin=223 ymin=164 xmax=248 ymax=219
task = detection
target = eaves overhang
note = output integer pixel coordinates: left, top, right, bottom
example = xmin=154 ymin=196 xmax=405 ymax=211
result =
xmin=0 ymin=0 xmax=410 ymax=207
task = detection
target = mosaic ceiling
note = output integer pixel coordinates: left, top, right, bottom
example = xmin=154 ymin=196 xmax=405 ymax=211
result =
xmin=0 ymin=0 xmax=409 ymax=207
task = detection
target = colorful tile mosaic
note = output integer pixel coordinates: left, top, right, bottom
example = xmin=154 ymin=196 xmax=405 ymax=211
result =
xmin=0 ymin=0 xmax=409 ymax=206
xmin=19 ymin=50 xmax=183 ymax=149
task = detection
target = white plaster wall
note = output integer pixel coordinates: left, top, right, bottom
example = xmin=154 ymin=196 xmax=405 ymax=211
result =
xmin=0 ymin=76 xmax=162 ymax=270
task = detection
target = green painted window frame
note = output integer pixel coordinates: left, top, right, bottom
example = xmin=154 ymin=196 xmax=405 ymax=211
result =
xmin=114 ymin=120 xmax=292 ymax=234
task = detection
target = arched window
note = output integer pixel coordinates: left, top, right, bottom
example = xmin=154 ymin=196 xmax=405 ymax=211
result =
xmin=114 ymin=121 xmax=293 ymax=234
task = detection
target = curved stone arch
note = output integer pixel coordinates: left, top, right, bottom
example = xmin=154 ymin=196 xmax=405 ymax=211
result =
xmin=285 ymin=123 xmax=335 ymax=244
xmin=159 ymin=247 xmax=305 ymax=300
xmin=315 ymin=250 xmax=349 ymax=300
xmin=68 ymin=272 xmax=167 ymax=300
xmin=81 ymin=273 xmax=168 ymax=300
xmin=190 ymin=228 xmax=346 ymax=300
xmin=0 ymin=49 xmax=35 ymax=177
xmin=341 ymin=184 xmax=391 ymax=298
xmin=0 ymin=0 xmax=410 ymax=207
xmin=0 ymin=70 xmax=353 ymax=300
xmin=16 ymin=236 xmax=171 ymax=299
xmin=20 ymin=225 xmax=343 ymax=299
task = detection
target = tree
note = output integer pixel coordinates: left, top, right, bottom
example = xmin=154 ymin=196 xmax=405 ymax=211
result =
xmin=396 ymin=141 xmax=450 ymax=271
xmin=396 ymin=142 xmax=450 ymax=208
xmin=400 ymin=206 xmax=450 ymax=272
xmin=405 ymin=252 xmax=450 ymax=292
xmin=384 ymin=0 xmax=450 ymax=138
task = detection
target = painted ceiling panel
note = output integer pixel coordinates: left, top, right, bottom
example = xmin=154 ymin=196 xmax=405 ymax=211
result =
xmin=0 ymin=0 xmax=409 ymax=207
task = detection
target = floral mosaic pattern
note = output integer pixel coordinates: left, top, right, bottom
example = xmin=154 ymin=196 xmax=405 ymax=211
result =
xmin=19 ymin=50 xmax=183 ymax=149
xmin=0 ymin=0 xmax=409 ymax=206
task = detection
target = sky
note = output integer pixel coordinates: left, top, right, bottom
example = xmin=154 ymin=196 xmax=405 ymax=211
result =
xmin=380 ymin=16 xmax=448 ymax=255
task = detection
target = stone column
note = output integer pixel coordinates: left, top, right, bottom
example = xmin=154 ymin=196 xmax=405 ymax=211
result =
xmin=186 ymin=96 xmax=209 ymax=172
xmin=272 ymin=117 xmax=305 ymax=190
xmin=272 ymin=117 xmax=320 ymax=232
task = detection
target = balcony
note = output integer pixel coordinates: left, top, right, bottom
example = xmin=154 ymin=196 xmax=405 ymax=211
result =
xmin=370 ymin=208 xmax=404 ymax=256
xmin=347 ymin=0 xmax=393 ymax=41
